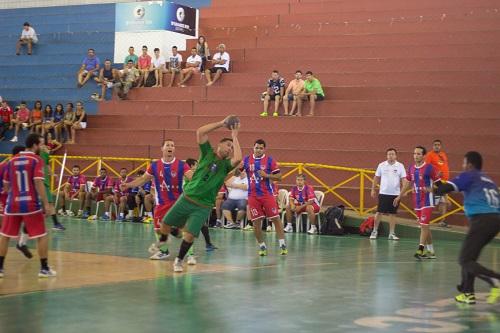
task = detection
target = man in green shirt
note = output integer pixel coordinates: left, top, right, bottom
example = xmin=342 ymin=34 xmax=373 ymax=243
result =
xmin=157 ymin=116 xmax=242 ymax=273
xmin=297 ymin=71 xmax=325 ymax=117
xmin=123 ymin=46 xmax=138 ymax=68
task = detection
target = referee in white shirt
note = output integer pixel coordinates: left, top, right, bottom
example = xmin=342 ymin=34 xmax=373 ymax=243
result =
xmin=370 ymin=148 xmax=407 ymax=240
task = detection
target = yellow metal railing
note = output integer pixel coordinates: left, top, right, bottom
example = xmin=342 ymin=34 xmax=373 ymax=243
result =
xmin=0 ymin=154 xmax=464 ymax=224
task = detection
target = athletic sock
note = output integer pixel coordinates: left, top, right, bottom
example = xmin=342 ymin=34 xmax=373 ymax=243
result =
xmin=0 ymin=256 xmax=4 ymax=269
xmin=418 ymin=244 xmax=425 ymax=251
xmin=105 ymin=211 xmax=110 ymax=217
xmin=259 ymin=242 xmax=267 ymax=249
xmin=287 ymin=223 xmax=292 ymax=227
xmin=147 ymin=212 xmax=153 ymax=217
xmin=119 ymin=213 xmax=124 ymax=218
xmin=491 ymin=278 xmax=500 ymax=288
xmin=40 ymin=258 xmax=49 ymax=271
xmin=18 ymin=232 xmax=29 ymax=246
xmin=51 ymin=214 xmax=59 ymax=226
xmin=426 ymin=244 xmax=434 ymax=253
xmin=178 ymin=240 xmax=193 ymax=260
xmin=278 ymin=239 xmax=286 ymax=247
xmin=200 ymin=225 xmax=211 ymax=245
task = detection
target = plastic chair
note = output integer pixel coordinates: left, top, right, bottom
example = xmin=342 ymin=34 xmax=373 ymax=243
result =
xmin=297 ymin=190 xmax=325 ymax=232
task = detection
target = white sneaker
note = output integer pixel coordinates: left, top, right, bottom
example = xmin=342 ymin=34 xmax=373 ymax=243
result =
xmin=187 ymin=255 xmax=197 ymax=265
xmin=284 ymin=224 xmax=294 ymax=233
xmin=57 ymin=209 xmax=66 ymax=216
xmin=307 ymin=226 xmax=317 ymax=234
xmin=149 ymin=251 xmax=170 ymax=260
xmin=224 ymin=222 xmax=239 ymax=229
xmin=173 ymin=258 xmax=183 ymax=273
xmin=10 ymin=136 xmax=18 ymax=142
xmin=67 ymin=211 xmax=75 ymax=217
xmin=369 ymin=230 xmax=378 ymax=240
xmin=38 ymin=268 xmax=57 ymax=278
xmin=266 ymin=225 xmax=273 ymax=232
xmin=243 ymin=224 xmax=254 ymax=231
xmin=388 ymin=233 xmax=400 ymax=241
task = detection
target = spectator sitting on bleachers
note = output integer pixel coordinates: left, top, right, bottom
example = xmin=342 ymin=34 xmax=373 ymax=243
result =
xmin=124 ymin=46 xmax=139 ymax=68
xmin=284 ymin=174 xmax=321 ymax=234
xmin=260 ymin=70 xmax=285 ymax=117
xmin=283 ymin=70 xmax=305 ymax=116
xmin=178 ymin=47 xmax=202 ymax=87
xmin=91 ymin=59 xmax=118 ymax=101
xmin=9 ymin=101 xmax=30 ymax=142
xmin=151 ymin=48 xmax=167 ymax=88
xmin=205 ymin=43 xmax=230 ymax=86
xmin=16 ymin=22 xmax=38 ymax=55
xmin=39 ymin=104 xmax=53 ymax=136
xmin=58 ymin=165 xmax=87 ymax=217
xmin=138 ymin=45 xmax=152 ymax=87
xmin=168 ymin=46 xmax=183 ymax=87
xmin=0 ymin=100 xmax=13 ymax=141
xmin=52 ymin=103 xmax=64 ymax=141
xmin=62 ymin=102 xmax=75 ymax=142
xmin=297 ymin=71 xmax=325 ymax=117
xmin=196 ymin=36 xmax=210 ymax=72
xmin=222 ymin=169 xmax=249 ymax=229
xmin=114 ymin=60 xmax=140 ymax=100
xmin=77 ymin=48 xmax=100 ymax=88
xmin=28 ymin=100 xmax=43 ymax=134
xmin=68 ymin=101 xmax=87 ymax=144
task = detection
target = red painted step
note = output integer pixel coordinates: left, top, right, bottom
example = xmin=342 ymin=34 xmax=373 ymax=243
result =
xmin=98 ymin=100 xmax=193 ymax=115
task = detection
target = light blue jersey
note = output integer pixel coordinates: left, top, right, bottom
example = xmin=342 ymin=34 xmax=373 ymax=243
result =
xmin=449 ymin=170 xmax=500 ymax=217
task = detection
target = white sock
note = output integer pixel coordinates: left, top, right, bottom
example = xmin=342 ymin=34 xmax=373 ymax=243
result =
xmin=491 ymin=278 xmax=499 ymax=288
xmin=78 ymin=209 xmax=83 ymax=214
xmin=119 ymin=213 xmax=124 ymax=218
xmin=259 ymin=242 xmax=266 ymax=248
xmin=287 ymin=223 xmax=292 ymax=227
xmin=18 ymin=232 xmax=29 ymax=246
xmin=311 ymin=225 xmax=317 ymax=230
xmin=147 ymin=212 xmax=153 ymax=217
xmin=105 ymin=211 xmax=110 ymax=217
xmin=278 ymin=239 xmax=286 ymax=247
xmin=426 ymin=244 xmax=434 ymax=252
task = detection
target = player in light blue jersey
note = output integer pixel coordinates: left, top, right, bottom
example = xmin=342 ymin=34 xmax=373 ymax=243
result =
xmin=435 ymin=151 xmax=500 ymax=305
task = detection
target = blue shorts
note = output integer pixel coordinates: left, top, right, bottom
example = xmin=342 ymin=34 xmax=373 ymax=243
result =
xmin=221 ymin=198 xmax=247 ymax=212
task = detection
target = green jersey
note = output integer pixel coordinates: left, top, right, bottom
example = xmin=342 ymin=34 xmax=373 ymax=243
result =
xmin=124 ymin=54 xmax=138 ymax=65
xmin=183 ymin=141 xmax=233 ymax=207
xmin=304 ymin=78 xmax=325 ymax=97
xmin=40 ymin=150 xmax=50 ymax=186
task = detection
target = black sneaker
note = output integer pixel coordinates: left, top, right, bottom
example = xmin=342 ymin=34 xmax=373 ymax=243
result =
xmin=52 ymin=223 xmax=66 ymax=231
xmin=16 ymin=244 xmax=33 ymax=259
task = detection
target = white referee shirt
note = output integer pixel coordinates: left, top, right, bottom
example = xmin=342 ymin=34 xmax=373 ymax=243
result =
xmin=375 ymin=160 xmax=406 ymax=195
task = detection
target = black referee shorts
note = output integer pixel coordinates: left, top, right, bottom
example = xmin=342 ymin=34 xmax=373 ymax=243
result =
xmin=377 ymin=194 xmax=399 ymax=214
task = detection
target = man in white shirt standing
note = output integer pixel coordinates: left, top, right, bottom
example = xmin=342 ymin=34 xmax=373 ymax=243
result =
xmin=168 ymin=46 xmax=183 ymax=87
xmin=178 ymin=47 xmax=202 ymax=87
xmin=16 ymin=22 xmax=38 ymax=56
xmin=370 ymin=148 xmax=407 ymax=240
xmin=152 ymin=48 xmax=167 ymax=87
xmin=205 ymin=44 xmax=230 ymax=86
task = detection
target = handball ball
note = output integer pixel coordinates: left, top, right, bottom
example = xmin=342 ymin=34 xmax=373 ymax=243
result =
xmin=224 ymin=116 xmax=240 ymax=129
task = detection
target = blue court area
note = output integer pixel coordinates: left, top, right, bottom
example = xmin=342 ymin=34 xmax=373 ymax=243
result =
xmin=0 ymin=217 xmax=498 ymax=333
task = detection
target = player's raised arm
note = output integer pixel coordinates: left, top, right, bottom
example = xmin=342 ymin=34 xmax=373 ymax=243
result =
xmin=230 ymin=122 xmax=242 ymax=167
xmin=121 ymin=173 xmax=153 ymax=191
xmin=196 ymin=115 xmax=236 ymax=144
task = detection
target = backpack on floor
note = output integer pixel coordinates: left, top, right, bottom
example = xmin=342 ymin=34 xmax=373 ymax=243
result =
xmin=359 ymin=216 xmax=375 ymax=236
xmin=144 ymin=74 xmax=157 ymax=87
xmin=321 ymin=205 xmax=345 ymax=235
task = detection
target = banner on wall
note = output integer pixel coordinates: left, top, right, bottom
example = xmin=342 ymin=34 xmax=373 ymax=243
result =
xmin=115 ymin=1 xmax=197 ymax=36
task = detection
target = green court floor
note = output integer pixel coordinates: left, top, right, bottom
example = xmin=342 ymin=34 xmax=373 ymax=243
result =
xmin=0 ymin=218 xmax=499 ymax=333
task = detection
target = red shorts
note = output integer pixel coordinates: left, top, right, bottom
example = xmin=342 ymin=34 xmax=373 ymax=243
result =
xmin=0 ymin=212 xmax=47 ymax=239
xmin=296 ymin=203 xmax=321 ymax=214
xmin=248 ymin=195 xmax=279 ymax=221
xmin=416 ymin=207 xmax=433 ymax=225
xmin=0 ymin=193 xmax=7 ymax=216
xmin=153 ymin=203 xmax=174 ymax=230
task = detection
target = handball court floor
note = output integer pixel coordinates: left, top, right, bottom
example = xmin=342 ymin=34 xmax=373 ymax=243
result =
xmin=0 ymin=218 xmax=499 ymax=333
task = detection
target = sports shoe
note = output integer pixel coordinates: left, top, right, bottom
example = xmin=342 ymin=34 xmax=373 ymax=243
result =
xmin=52 ymin=223 xmax=66 ymax=231
xmin=76 ymin=210 xmax=83 ymax=218
xmin=187 ymin=255 xmax=197 ymax=265
xmin=438 ymin=221 xmax=450 ymax=228
xmin=455 ymin=293 xmax=476 ymax=304
xmin=82 ymin=211 xmax=90 ymax=219
xmin=224 ymin=222 xmax=240 ymax=229
xmin=266 ymin=225 xmax=273 ymax=232
xmin=284 ymin=224 xmax=293 ymax=233
xmin=414 ymin=249 xmax=426 ymax=260
xmin=0 ymin=268 xmax=3 ymax=278
xmin=280 ymin=245 xmax=288 ymax=255
xmin=67 ymin=211 xmax=75 ymax=217
xmin=388 ymin=233 xmax=399 ymax=240
xmin=259 ymin=112 xmax=268 ymax=117
xmin=10 ymin=136 xmax=18 ymax=142
xmin=258 ymin=245 xmax=268 ymax=256
xmin=173 ymin=258 xmax=183 ymax=273
xmin=487 ymin=287 xmax=500 ymax=304
xmin=16 ymin=244 xmax=33 ymax=259
xmin=272 ymin=112 xmax=278 ymax=117
xmin=307 ymin=226 xmax=317 ymax=234
xmin=214 ymin=220 xmax=223 ymax=228
xmin=100 ymin=215 xmax=110 ymax=221
xmin=369 ymin=230 xmax=378 ymax=240
xmin=424 ymin=251 xmax=437 ymax=259
xmin=206 ymin=244 xmax=218 ymax=251
xmin=87 ymin=215 xmax=97 ymax=221
xmin=149 ymin=250 xmax=170 ymax=260
xmin=38 ymin=268 xmax=57 ymax=278
xmin=116 ymin=216 xmax=125 ymax=223
xmin=57 ymin=209 xmax=67 ymax=216
xmin=243 ymin=224 xmax=254 ymax=231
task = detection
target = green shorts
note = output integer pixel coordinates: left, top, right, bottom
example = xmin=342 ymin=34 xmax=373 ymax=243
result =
xmin=162 ymin=195 xmax=211 ymax=237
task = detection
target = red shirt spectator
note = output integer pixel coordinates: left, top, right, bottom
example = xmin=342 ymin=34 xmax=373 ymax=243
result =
xmin=0 ymin=102 xmax=13 ymax=123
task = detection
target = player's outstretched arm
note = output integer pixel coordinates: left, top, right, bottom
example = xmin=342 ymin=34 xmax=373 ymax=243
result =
xmin=196 ymin=115 xmax=235 ymax=144
xmin=121 ymin=173 xmax=153 ymax=191
xmin=230 ymin=123 xmax=242 ymax=167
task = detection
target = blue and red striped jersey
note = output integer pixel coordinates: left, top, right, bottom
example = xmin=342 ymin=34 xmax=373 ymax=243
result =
xmin=243 ymin=154 xmax=280 ymax=198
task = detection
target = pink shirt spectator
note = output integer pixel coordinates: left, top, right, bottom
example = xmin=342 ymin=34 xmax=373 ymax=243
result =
xmin=16 ymin=108 xmax=30 ymax=122
xmin=138 ymin=55 xmax=152 ymax=70
xmin=0 ymin=105 xmax=13 ymax=123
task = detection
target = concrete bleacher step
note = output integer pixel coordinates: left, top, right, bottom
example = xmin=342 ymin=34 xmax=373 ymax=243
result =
xmin=0 ymin=53 xmax=114 ymax=65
